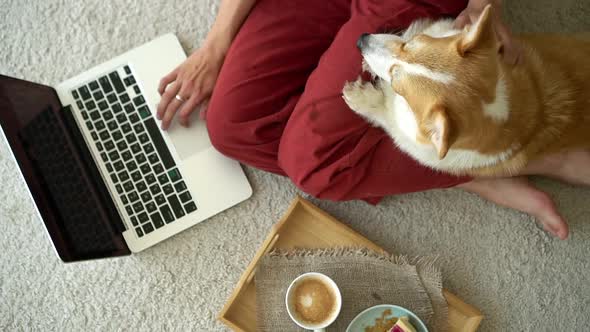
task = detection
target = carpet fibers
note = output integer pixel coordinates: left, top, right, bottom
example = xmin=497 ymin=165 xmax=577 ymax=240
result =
xmin=1 ymin=1 xmax=589 ymax=331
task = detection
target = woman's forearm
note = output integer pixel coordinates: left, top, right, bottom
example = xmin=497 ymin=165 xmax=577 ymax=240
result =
xmin=204 ymin=0 xmax=258 ymax=54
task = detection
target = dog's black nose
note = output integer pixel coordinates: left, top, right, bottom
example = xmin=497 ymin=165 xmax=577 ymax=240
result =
xmin=357 ymin=33 xmax=370 ymax=49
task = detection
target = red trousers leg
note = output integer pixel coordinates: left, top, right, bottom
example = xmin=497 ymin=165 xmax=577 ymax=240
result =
xmin=277 ymin=0 xmax=470 ymax=203
xmin=207 ymin=0 xmax=470 ymax=203
xmin=206 ymin=0 xmax=351 ymax=174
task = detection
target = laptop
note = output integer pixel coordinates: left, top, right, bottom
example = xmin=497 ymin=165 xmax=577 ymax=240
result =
xmin=0 ymin=34 xmax=252 ymax=262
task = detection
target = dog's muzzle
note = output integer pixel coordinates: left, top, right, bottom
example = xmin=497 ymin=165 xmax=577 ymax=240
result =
xmin=357 ymin=33 xmax=370 ymax=50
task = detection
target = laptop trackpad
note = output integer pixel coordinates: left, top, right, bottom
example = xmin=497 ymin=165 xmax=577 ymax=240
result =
xmin=163 ymin=109 xmax=211 ymax=160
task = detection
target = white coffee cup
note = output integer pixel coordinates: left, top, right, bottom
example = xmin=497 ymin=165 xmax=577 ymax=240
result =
xmin=285 ymin=272 xmax=342 ymax=332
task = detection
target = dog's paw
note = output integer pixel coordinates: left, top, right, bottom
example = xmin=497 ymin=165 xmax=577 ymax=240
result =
xmin=342 ymin=78 xmax=366 ymax=111
xmin=342 ymin=78 xmax=384 ymax=116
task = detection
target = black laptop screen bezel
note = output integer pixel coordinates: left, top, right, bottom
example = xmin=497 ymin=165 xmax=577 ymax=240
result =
xmin=0 ymin=75 xmax=130 ymax=262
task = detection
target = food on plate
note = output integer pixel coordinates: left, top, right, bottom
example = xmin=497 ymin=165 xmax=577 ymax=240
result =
xmin=390 ymin=316 xmax=417 ymax=332
xmin=363 ymin=309 xmax=398 ymax=332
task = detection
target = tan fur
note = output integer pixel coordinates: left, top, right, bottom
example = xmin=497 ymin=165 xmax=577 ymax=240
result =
xmin=353 ymin=5 xmax=590 ymax=177
xmin=471 ymin=33 xmax=590 ymax=176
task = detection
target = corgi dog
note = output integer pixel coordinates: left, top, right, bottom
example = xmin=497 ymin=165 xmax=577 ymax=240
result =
xmin=342 ymin=5 xmax=590 ymax=177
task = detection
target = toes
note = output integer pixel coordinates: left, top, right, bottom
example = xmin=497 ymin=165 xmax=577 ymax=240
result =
xmin=530 ymin=191 xmax=569 ymax=239
xmin=541 ymin=221 xmax=569 ymax=240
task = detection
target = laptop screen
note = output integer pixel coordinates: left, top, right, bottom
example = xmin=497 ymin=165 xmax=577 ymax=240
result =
xmin=0 ymin=75 xmax=130 ymax=261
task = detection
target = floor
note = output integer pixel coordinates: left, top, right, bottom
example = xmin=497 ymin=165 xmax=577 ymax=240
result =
xmin=1 ymin=0 xmax=589 ymax=331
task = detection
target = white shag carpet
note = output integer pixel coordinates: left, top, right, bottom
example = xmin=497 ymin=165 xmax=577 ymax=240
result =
xmin=1 ymin=0 xmax=589 ymax=331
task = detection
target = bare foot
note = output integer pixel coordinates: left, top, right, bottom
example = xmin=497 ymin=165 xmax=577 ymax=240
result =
xmin=458 ymin=177 xmax=569 ymax=239
xmin=524 ymin=149 xmax=590 ymax=186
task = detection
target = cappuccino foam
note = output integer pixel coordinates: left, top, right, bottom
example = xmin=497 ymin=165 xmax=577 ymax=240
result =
xmin=292 ymin=277 xmax=336 ymax=324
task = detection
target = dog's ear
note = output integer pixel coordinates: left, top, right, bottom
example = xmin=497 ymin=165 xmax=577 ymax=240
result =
xmin=425 ymin=105 xmax=451 ymax=159
xmin=458 ymin=4 xmax=497 ymax=56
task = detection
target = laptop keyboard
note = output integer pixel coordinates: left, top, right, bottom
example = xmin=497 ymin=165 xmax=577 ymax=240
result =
xmin=71 ymin=65 xmax=197 ymax=238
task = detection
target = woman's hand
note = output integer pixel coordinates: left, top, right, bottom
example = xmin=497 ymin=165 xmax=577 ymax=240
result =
xmin=157 ymin=41 xmax=227 ymax=130
xmin=454 ymin=0 xmax=521 ymax=64
xmin=157 ymin=0 xmax=258 ymax=130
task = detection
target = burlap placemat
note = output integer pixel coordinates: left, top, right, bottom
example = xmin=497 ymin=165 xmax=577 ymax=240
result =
xmin=255 ymin=248 xmax=447 ymax=332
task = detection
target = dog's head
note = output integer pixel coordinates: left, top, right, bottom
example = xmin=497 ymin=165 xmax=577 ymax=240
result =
xmin=358 ymin=5 xmax=507 ymax=159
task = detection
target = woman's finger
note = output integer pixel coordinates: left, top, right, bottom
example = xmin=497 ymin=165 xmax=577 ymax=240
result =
xmin=494 ymin=20 xmax=520 ymax=65
xmin=177 ymin=91 xmax=203 ymax=127
xmin=161 ymin=82 xmax=195 ymax=130
xmin=157 ymin=82 xmax=181 ymax=120
xmin=199 ymin=99 xmax=210 ymax=121
xmin=161 ymin=96 xmax=185 ymax=130
xmin=176 ymin=82 xmax=205 ymax=127
xmin=158 ymin=67 xmax=180 ymax=95
xmin=453 ymin=10 xmax=470 ymax=29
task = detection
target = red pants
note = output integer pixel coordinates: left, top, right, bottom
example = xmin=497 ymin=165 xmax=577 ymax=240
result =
xmin=206 ymin=0 xmax=470 ymax=203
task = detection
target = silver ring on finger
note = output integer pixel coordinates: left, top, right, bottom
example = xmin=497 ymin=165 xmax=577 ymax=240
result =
xmin=175 ymin=94 xmax=187 ymax=103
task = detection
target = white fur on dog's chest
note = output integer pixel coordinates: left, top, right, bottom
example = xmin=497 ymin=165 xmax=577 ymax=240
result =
xmin=382 ymin=85 xmax=515 ymax=172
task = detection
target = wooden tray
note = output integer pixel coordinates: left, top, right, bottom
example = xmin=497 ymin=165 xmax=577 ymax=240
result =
xmin=219 ymin=196 xmax=483 ymax=331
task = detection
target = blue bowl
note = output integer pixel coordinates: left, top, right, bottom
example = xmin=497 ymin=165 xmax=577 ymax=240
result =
xmin=346 ymin=304 xmax=429 ymax=332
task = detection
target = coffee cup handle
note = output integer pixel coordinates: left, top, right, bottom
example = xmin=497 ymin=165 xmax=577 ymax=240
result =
xmin=313 ymin=329 xmax=326 ymax=332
